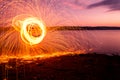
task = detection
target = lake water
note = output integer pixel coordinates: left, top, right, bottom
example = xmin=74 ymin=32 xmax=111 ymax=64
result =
xmin=60 ymin=30 xmax=120 ymax=55
xmin=1 ymin=29 xmax=120 ymax=55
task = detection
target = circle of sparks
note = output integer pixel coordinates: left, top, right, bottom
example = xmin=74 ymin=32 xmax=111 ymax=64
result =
xmin=20 ymin=17 xmax=46 ymax=45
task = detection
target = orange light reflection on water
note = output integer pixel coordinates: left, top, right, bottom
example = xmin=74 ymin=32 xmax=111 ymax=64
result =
xmin=0 ymin=50 xmax=85 ymax=63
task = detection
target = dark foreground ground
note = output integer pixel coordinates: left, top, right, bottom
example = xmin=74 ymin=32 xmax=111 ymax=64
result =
xmin=0 ymin=53 xmax=120 ymax=80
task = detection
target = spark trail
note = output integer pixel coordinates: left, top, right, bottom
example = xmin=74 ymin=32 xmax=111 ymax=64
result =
xmin=0 ymin=0 xmax=87 ymax=62
xmin=12 ymin=15 xmax=46 ymax=45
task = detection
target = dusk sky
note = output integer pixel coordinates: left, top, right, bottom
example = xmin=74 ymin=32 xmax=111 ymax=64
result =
xmin=56 ymin=0 xmax=120 ymax=26
xmin=0 ymin=0 xmax=120 ymax=27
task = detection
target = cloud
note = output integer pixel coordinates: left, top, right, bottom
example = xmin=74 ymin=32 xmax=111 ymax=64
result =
xmin=87 ymin=0 xmax=120 ymax=11
xmin=62 ymin=0 xmax=86 ymax=10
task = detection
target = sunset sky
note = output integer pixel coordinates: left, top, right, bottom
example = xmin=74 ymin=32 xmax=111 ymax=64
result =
xmin=0 ymin=0 xmax=120 ymax=27
xmin=56 ymin=0 xmax=120 ymax=26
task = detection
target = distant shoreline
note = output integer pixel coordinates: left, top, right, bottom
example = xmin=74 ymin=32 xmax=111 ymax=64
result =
xmin=0 ymin=26 xmax=120 ymax=32
xmin=48 ymin=26 xmax=120 ymax=31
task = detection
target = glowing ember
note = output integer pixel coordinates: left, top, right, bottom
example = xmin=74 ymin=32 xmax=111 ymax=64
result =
xmin=12 ymin=15 xmax=46 ymax=45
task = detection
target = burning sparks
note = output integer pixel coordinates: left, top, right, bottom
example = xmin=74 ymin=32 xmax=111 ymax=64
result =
xmin=21 ymin=17 xmax=46 ymax=45
xmin=0 ymin=0 xmax=87 ymax=63
xmin=12 ymin=15 xmax=46 ymax=45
